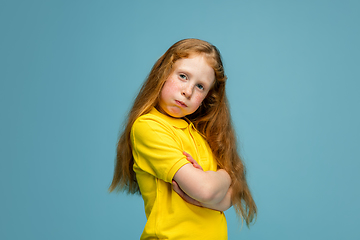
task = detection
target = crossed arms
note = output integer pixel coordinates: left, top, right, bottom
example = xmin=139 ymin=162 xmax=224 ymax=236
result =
xmin=172 ymin=152 xmax=233 ymax=212
xmin=131 ymin=117 xmax=232 ymax=211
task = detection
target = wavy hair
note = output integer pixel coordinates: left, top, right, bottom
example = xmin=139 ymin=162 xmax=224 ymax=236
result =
xmin=109 ymin=38 xmax=257 ymax=226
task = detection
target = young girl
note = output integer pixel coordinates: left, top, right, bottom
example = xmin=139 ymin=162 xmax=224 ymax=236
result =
xmin=109 ymin=38 xmax=257 ymax=239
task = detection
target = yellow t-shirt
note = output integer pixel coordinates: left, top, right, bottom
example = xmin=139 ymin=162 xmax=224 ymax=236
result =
xmin=131 ymin=108 xmax=227 ymax=240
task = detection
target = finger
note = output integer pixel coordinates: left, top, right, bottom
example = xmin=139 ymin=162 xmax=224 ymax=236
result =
xmin=183 ymin=151 xmax=195 ymax=163
xmin=183 ymin=151 xmax=203 ymax=170
xmin=183 ymin=151 xmax=191 ymax=158
xmin=192 ymin=162 xmax=203 ymax=171
xmin=172 ymin=180 xmax=184 ymax=197
xmin=172 ymin=180 xmax=179 ymax=189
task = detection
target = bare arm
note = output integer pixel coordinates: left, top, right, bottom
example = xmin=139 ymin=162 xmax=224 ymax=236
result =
xmin=172 ymin=179 xmax=233 ymax=212
xmin=202 ymin=186 xmax=232 ymax=211
xmin=173 ymin=152 xmax=231 ymax=205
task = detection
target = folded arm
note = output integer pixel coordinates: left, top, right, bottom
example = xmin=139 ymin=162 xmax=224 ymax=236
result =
xmin=172 ymin=179 xmax=233 ymax=212
xmin=172 ymin=152 xmax=231 ymax=206
xmin=202 ymin=186 xmax=232 ymax=211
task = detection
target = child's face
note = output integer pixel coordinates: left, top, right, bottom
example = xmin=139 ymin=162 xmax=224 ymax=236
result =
xmin=158 ymin=54 xmax=215 ymax=118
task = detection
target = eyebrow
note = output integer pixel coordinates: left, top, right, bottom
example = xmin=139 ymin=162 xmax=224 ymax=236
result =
xmin=176 ymin=67 xmax=192 ymax=76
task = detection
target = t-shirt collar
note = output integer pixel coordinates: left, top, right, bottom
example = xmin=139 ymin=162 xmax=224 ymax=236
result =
xmin=150 ymin=107 xmax=189 ymax=129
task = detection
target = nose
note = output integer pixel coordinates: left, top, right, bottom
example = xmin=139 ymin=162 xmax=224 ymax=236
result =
xmin=182 ymin=83 xmax=193 ymax=99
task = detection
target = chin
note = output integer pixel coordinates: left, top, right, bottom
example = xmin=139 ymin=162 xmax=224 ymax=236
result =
xmin=161 ymin=110 xmax=178 ymax=118
xmin=163 ymin=107 xmax=184 ymax=118
xmin=169 ymin=111 xmax=186 ymax=118
xmin=170 ymin=113 xmax=184 ymax=118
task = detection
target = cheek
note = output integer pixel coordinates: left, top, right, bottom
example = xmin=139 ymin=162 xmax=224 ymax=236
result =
xmin=194 ymin=94 xmax=206 ymax=106
xmin=161 ymin=79 xmax=177 ymax=99
xmin=160 ymin=87 xmax=171 ymax=102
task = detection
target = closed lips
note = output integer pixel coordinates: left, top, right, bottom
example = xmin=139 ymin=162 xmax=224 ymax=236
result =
xmin=176 ymin=100 xmax=187 ymax=107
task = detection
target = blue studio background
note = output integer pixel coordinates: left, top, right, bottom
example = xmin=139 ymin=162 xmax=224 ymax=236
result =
xmin=1 ymin=0 xmax=359 ymax=239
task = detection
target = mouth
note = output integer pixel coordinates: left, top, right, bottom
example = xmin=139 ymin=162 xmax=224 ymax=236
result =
xmin=175 ymin=100 xmax=187 ymax=107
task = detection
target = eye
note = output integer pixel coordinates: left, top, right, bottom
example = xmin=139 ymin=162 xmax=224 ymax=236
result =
xmin=179 ymin=74 xmax=187 ymax=80
xmin=196 ymin=84 xmax=204 ymax=90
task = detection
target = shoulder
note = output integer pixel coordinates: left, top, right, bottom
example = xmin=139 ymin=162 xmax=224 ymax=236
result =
xmin=132 ymin=112 xmax=173 ymax=133
xmin=131 ymin=112 xmax=177 ymax=144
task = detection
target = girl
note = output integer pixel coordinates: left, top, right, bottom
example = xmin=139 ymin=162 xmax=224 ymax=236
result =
xmin=109 ymin=39 xmax=256 ymax=239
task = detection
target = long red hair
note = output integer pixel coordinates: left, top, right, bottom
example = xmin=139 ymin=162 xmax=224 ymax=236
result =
xmin=109 ymin=38 xmax=257 ymax=226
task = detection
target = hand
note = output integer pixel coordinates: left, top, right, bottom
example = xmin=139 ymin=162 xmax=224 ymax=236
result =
xmin=183 ymin=151 xmax=203 ymax=171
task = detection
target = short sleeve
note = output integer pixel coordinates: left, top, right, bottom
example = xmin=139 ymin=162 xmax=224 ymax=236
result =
xmin=131 ymin=116 xmax=189 ymax=183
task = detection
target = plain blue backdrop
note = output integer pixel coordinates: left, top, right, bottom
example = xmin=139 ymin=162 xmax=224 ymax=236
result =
xmin=1 ymin=0 xmax=359 ymax=239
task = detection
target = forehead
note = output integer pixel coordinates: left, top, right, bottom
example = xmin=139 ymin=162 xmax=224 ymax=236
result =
xmin=173 ymin=54 xmax=214 ymax=71
xmin=172 ymin=54 xmax=215 ymax=85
